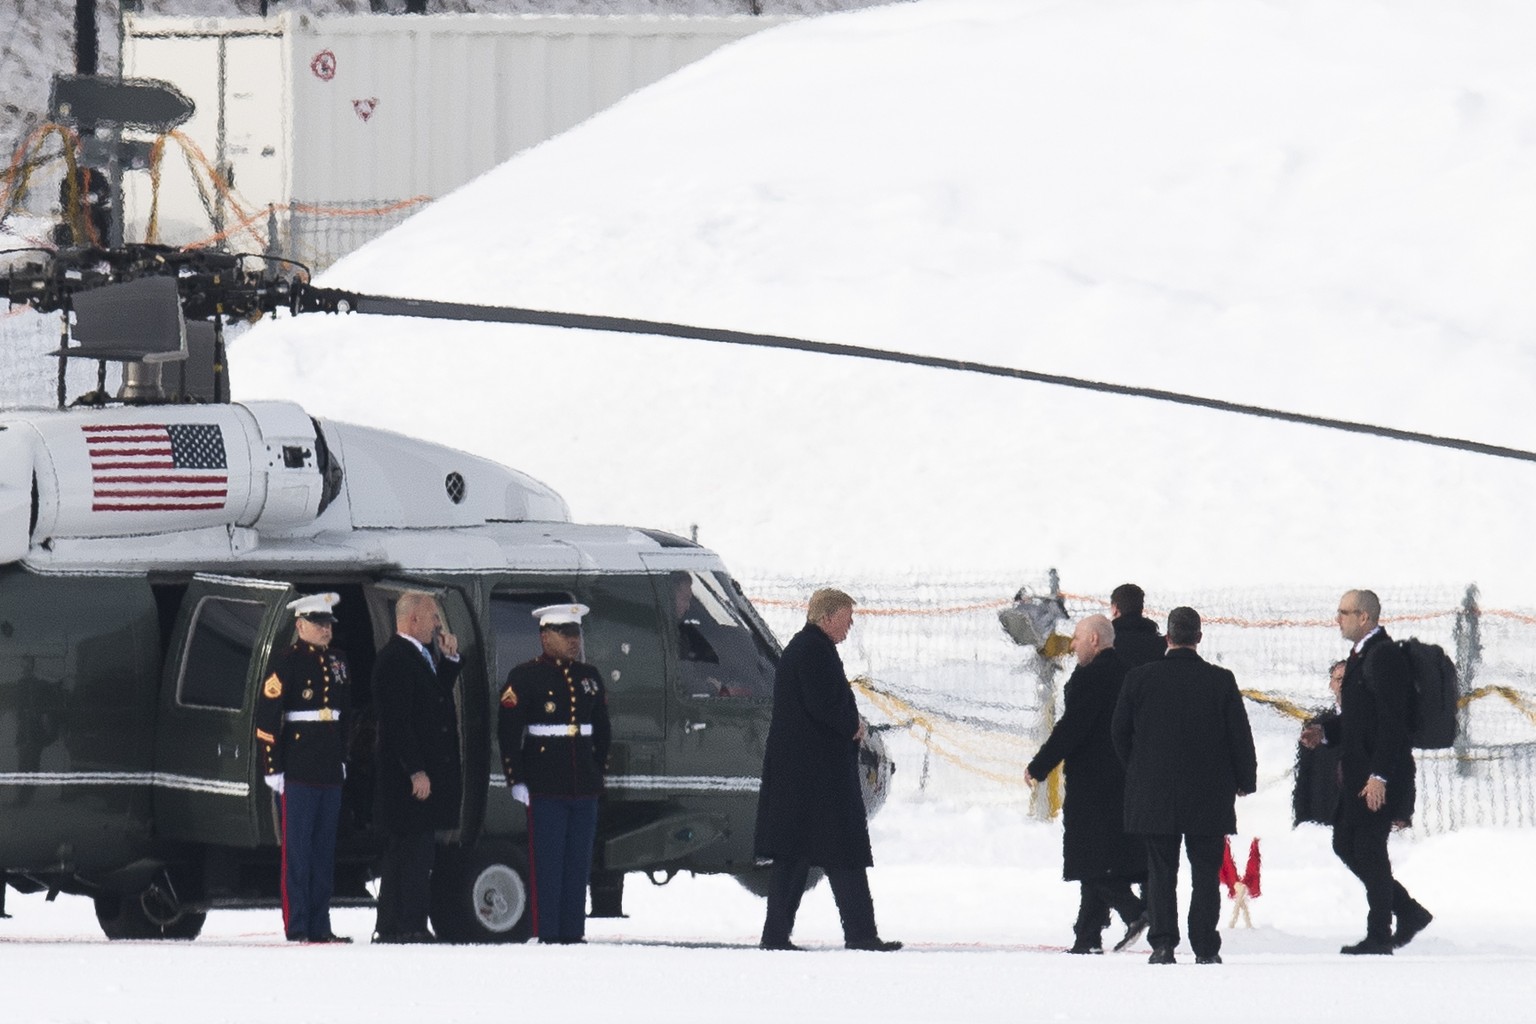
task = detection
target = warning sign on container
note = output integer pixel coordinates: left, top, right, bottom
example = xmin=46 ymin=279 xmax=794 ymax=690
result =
xmin=310 ymin=50 xmax=337 ymax=81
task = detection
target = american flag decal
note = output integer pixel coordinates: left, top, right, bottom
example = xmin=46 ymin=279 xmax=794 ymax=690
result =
xmin=83 ymin=423 xmax=229 ymax=513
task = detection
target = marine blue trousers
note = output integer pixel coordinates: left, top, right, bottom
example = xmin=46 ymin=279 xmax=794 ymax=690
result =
xmin=527 ymin=796 xmax=599 ymax=942
xmin=281 ymin=781 xmax=342 ymax=939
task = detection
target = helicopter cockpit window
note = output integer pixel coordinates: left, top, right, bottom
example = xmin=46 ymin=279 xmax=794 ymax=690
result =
xmin=178 ymin=596 xmax=269 ymax=711
xmin=669 ymin=571 xmax=777 ymax=699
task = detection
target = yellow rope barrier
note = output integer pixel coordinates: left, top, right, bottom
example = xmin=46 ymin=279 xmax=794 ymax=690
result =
xmin=852 ymin=670 xmax=1536 ymax=823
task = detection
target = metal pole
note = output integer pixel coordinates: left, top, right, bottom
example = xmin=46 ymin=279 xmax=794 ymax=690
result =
xmin=213 ymin=37 xmax=229 ymax=245
xmin=1453 ymin=583 xmax=1480 ymax=777
xmin=75 ymin=0 xmax=99 ymax=75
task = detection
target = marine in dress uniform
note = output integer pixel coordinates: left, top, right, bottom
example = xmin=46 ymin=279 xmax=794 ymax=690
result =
xmin=255 ymin=592 xmax=352 ymax=943
xmin=497 ymin=603 xmax=612 ymax=944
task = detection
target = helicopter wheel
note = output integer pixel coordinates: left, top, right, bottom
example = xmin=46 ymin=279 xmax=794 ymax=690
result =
xmin=94 ymin=874 xmax=207 ymax=940
xmin=429 ymin=842 xmax=532 ymax=944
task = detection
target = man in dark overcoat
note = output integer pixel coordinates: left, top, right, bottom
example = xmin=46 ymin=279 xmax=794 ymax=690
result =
xmin=1301 ymin=589 xmax=1431 ymax=954
xmin=1026 ymin=614 xmax=1146 ymax=954
xmin=371 ymin=590 xmax=463 ymax=943
xmin=754 ymin=588 xmax=900 ymax=952
xmin=1110 ymin=583 xmax=1165 ymax=670
xmin=1112 ymin=606 xmax=1256 ymax=965
xmin=498 ymin=602 xmax=611 ymax=944
xmin=1293 ymin=662 xmax=1345 ymax=826
xmin=255 ymin=592 xmax=352 ymax=943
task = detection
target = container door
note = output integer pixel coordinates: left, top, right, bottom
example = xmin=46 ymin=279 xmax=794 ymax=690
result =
xmin=154 ymin=573 xmax=295 ymax=847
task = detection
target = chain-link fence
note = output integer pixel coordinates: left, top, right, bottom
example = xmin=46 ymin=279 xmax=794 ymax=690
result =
xmin=0 ymin=305 xmax=123 ymax=411
xmin=741 ymin=573 xmax=1536 ymax=834
xmin=282 ymin=198 xmax=431 ymax=273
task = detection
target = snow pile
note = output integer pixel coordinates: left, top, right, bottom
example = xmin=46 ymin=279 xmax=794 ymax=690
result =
xmin=234 ymin=0 xmax=1536 ymax=603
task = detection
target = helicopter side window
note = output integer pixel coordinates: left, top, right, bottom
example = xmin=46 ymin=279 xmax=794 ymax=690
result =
xmin=668 ymin=571 xmax=776 ymax=699
xmin=177 ymin=596 xmax=269 ymax=711
xmin=489 ymin=592 xmax=575 ymax=684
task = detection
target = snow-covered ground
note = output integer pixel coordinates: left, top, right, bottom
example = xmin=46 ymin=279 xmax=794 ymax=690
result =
xmin=8 ymin=0 xmax=1536 ymax=1018
xmin=8 ymin=790 xmax=1536 ymax=1023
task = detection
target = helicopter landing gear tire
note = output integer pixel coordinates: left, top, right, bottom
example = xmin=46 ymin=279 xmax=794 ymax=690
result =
xmin=94 ymin=882 xmax=206 ymax=940
xmin=430 ymin=843 xmax=532 ymax=944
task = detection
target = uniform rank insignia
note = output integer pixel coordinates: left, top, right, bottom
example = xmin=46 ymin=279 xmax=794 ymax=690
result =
xmin=500 ymin=686 xmax=518 ymax=708
xmin=263 ymin=674 xmax=282 ymax=699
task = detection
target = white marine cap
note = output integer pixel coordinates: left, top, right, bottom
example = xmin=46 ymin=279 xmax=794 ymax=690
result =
xmin=532 ymin=602 xmax=590 ymax=627
xmin=288 ymin=592 xmax=341 ymax=623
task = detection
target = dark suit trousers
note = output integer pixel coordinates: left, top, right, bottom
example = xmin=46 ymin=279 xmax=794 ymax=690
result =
xmin=1074 ymin=877 xmax=1144 ymax=945
xmin=761 ymin=858 xmax=879 ymax=945
xmin=1143 ymin=834 xmax=1223 ymax=957
xmin=375 ymin=830 xmax=435 ymax=938
xmin=1333 ymin=797 xmax=1415 ymax=941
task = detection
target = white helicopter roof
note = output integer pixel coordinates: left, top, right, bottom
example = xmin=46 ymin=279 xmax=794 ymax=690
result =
xmin=0 ymin=399 xmax=720 ymax=576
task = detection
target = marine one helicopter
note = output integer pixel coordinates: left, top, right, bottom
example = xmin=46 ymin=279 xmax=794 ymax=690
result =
xmin=0 ymin=242 xmax=899 ymax=942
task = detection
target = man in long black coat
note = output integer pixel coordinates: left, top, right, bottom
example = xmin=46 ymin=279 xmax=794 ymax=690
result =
xmin=1113 ymin=606 xmax=1256 ymax=965
xmin=1026 ymin=614 xmax=1146 ymax=954
xmin=1301 ymin=589 xmax=1432 ymax=955
xmin=1111 ymin=583 xmax=1166 ymax=670
xmin=371 ymin=591 xmax=463 ymax=943
xmin=754 ymin=588 xmax=900 ymax=952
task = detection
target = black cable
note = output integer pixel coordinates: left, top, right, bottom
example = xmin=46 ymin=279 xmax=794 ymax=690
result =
xmin=342 ymin=293 xmax=1536 ymax=465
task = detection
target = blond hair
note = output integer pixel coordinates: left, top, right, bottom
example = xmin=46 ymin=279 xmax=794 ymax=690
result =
xmin=806 ymin=588 xmax=855 ymax=624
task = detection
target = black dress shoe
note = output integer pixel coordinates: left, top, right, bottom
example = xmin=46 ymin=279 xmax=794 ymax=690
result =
xmin=759 ymin=939 xmax=803 ymax=951
xmin=1393 ymin=904 xmax=1433 ymax=948
xmin=285 ymin=933 xmax=310 ymax=943
xmin=1065 ymin=941 xmax=1103 ymax=955
xmin=1148 ymin=945 xmax=1176 ymax=965
xmin=1113 ymin=913 xmax=1149 ymax=952
xmin=312 ymin=933 xmax=354 ymax=944
xmin=845 ymin=938 xmax=903 ymax=951
xmin=1341 ymin=937 xmax=1394 ymax=955
xmin=1195 ymin=953 xmax=1222 ymax=965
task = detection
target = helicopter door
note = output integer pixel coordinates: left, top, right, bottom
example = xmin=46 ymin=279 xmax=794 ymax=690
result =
xmin=154 ymin=574 xmax=296 ymax=847
xmin=642 ymin=558 xmax=778 ymax=803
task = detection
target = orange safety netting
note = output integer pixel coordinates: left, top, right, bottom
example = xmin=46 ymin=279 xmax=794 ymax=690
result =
xmin=3 ymin=122 xmax=431 ymax=254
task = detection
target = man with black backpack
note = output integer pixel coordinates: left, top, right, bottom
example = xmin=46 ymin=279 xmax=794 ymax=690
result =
xmin=1301 ymin=590 xmax=1433 ymax=955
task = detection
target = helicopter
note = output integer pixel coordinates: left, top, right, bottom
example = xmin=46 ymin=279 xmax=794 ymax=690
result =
xmin=0 ymin=242 xmax=899 ymax=942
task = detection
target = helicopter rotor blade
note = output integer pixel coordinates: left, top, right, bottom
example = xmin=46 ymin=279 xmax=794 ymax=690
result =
xmin=325 ymin=290 xmax=1536 ymax=466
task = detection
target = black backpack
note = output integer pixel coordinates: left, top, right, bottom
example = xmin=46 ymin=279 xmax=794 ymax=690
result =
xmin=1396 ymin=638 xmax=1459 ymax=749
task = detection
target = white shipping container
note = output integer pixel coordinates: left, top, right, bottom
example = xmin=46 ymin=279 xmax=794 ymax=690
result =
xmin=121 ymin=12 xmax=788 ymax=263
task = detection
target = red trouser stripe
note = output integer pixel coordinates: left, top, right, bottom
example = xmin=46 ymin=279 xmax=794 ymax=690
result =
xmin=524 ymin=802 xmax=540 ymax=938
xmin=279 ymin=789 xmax=291 ymax=933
